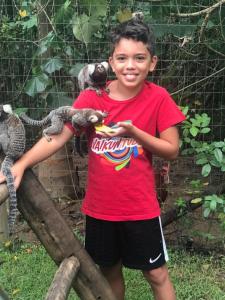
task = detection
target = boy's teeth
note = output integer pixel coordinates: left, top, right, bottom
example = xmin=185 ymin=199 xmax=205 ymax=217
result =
xmin=125 ymin=74 xmax=136 ymax=80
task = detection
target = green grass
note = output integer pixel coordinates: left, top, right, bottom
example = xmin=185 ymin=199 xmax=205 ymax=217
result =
xmin=0 ymin=242 xmax=224 ymax=300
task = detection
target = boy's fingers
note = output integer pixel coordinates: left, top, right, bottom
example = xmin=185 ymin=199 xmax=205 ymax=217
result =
xmin=0 ymin=173 xmax=6 ymax=183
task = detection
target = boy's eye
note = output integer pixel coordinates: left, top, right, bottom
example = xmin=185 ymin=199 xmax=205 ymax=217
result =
xmin=116 ymin=56 xmax=126 ymax=62
xmin=136 ymin=56 xmax=145 ymax=61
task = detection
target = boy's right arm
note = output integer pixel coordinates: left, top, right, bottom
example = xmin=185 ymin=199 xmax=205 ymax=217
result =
xmin=0 ymin=125 xmax=74 ymax=189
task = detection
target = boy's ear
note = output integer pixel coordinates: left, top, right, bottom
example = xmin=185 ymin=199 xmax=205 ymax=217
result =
xmin=109 ymin=57 xmax=115 ymax=72
xmin=149 ymin=55 xmax=158 ymax=72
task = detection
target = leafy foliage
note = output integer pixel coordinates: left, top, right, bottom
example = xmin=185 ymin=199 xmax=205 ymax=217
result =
xmin=1 ymin=0 xmax=224 ymax=111
xmin=181 ymin=106 xmax=225 ymax=177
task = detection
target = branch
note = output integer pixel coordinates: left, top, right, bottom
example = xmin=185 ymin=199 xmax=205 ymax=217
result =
xmin=204 ymin=42 xmax=225 ymax=57
xmin=199 ymin=12 xmax=210 ymax=41
xmin=45 ymin=256 xmax=80 ymax=300
xmin=171 ymin=0 xmax=225 ymax=17
xmin=171 ymin=65 xmax=225 ymax=96
xmin=162 ymin=183 xmax=225 ymax=227
xmin=0 ymin=184 xmax=9 ymax=206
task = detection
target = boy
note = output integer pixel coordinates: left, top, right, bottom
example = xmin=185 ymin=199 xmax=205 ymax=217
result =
xmin=0 ymin=19 xmax=185 ymax=300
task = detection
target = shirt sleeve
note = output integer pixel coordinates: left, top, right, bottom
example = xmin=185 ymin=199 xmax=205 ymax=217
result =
xmin=157 ymin=90 xmax=186 ymax=133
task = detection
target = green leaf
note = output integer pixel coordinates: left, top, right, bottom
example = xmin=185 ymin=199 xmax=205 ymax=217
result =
xmin=53 ymin=0 xmax=72 ymax=24
xmin=116 ymin=9 xmax=133 ymax=23
xmin=22 ymin=15 xmax=37 ymax=29
xmin=45 ymin=87 xmax=73 ymax=107
xmin=209 ymin=199 xmax=217 ymax=211
xmin=214 ymin=148 xmax=223 ymax=163
xmin=69 ymin=63 xmax=85 ymax=77
xmin=35 ymin=32 xmax=55 ymax=57
xmin=200 ymin=127 xmax=211 ymax=134
xmin=35 ymin=44 xmax=48 ymax=56
xmin=203 ymin=207 xmax=210 ymax=218
xmin=14 ymin=107 xmax=28 ymax=115
xmin=181 ymin=106 xmax=189 ymax=115
xmin=196 ymin=158 xmax=208 ymax=165
xmin=214 ymin=141 xmax=225 ymax=147
xmin=65 ymin=46 xmax=73 ymax=57
xmin=210 ymin=159 xmax=221 ymax=167
xmin=72 ymin=13 xmax=101 ymax=44
xmin=184 ymin=137 xmax=191 ymax=143
xmin=81 ymin=0 xmax=107 ymax=17
xmin=24 ymin=73 xmax=50 ymax=97
xmin=216 ymin=197 xmax=224 ymax=204
xmin=42 ymin=57 xmax=64 ymax=74
xmin=201 ymin=164 xmax=211 ymax=177
xmin=151 ymin=23 xmax=196 ymax=38
xmin=191 ymin=198 xmax=202 ymax=204
xmin=190 ymin=126 xmax=199 ymax=137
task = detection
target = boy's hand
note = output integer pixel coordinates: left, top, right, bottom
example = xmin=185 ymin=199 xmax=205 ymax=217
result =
xmin=0 ymin=172 xmax=6 ymax=184
xmin=0 ymin=164 xmax=24 ymax=190
xmin=96 ymin=121 xmax=134 ymax=138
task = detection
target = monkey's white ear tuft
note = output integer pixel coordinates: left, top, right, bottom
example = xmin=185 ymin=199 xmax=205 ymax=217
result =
xmin=88 ymin=115 xmax=99 ymax=123
xmin=101 ymin=61 xmax=109 ymax=71
xmin=97 ymin=110 xmax=108 ymax=118
xmin=87 ymin=64 xmax=95 ymax=75
xmin=3 ymin=104 xmax=13 ymax=114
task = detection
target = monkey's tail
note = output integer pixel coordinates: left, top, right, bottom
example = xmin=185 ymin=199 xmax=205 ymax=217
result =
xmin=19 ymin=112 xmax=50 ymax=126
xmin=74 ymin=136 xmax=83 ymax=157
xmin=1 ymin=157 xmax=17 ymax=234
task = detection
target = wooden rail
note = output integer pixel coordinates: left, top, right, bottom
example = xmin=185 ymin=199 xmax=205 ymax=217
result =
xmin=16 ymin=169 xmax=117 ymax=300
xmin=46 ymin=256 xmax=80 ymax=300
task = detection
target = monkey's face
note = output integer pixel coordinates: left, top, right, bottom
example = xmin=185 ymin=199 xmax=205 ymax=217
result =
xmin=96 ymin=62 xmax=108 ymax=74
xmin=71 ymin=109 xmax=108 ymax=129
xmin=90 ymin=62 xmax=109 ymax=86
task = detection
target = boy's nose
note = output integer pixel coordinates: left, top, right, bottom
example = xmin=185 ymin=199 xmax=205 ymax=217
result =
xmin=126 ymin=59 xmax=135 ymax=69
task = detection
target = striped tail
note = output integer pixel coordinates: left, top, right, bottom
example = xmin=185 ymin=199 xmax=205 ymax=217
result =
xmin=19 ymin=112 xmax=50 ymax=126
xmin=1 ymin=157 xmax=17 ymax=234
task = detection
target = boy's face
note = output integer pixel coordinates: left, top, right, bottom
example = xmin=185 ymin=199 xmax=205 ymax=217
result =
xmin=109 ymin=38 xmax=157 ymax=91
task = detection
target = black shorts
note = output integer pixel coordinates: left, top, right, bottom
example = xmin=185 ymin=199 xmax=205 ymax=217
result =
xmin=85 ymin=216 xmax=168 ymax=270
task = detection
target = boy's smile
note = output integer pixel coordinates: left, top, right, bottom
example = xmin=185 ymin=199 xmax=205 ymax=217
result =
xmin=109 ymin=38 xmax=157 ymax=99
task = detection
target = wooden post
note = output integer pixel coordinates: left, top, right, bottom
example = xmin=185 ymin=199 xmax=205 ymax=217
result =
xmin=0 ymin=200 xmax=9 ymax=241
xmin=0 ymin=287 xmax=10 ymax=300
xmin=17 ymin=169 xmax=117 ymax=300
xmin=46 ymin=256 xmax=80 ymax=300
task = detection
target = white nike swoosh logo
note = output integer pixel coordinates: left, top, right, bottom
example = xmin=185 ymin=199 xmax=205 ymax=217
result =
xmin=149 ymin=253 xmax=162 ymax=264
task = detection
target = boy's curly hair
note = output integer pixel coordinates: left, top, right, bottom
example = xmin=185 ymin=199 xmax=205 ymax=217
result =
xmin=109 ymin=19 xmax=156 ymax=56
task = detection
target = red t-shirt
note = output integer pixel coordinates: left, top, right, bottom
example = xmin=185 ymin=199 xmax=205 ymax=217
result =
xmin=68 ymin=81 xmax=185 ymax=221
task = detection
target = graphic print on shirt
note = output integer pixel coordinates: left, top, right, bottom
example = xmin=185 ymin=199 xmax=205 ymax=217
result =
xmin=91 ymin=132 xmax=144 ymax=171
